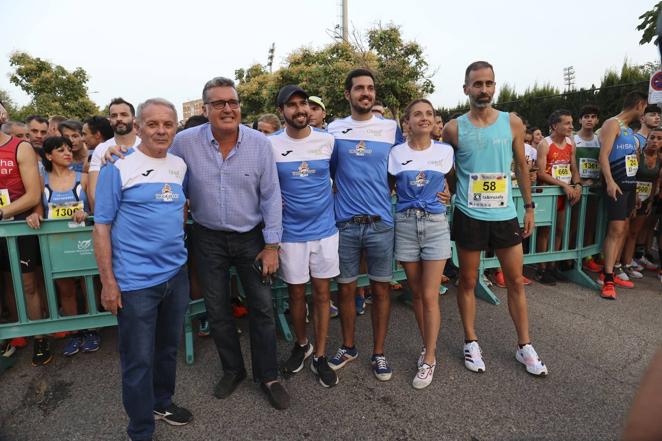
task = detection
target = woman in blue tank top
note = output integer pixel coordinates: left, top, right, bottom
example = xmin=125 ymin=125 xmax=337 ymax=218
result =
xmin=26 ymin=136 xmax=97 ymax=357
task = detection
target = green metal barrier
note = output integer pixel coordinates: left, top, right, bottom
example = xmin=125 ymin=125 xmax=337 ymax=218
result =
xmin=451 ymin=185 xmax=606 ymax=304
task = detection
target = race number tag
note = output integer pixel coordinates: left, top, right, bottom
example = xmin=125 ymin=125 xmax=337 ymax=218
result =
xmin=636 ymin=181 xmax=653 ymax=202
xmin=48 ymin=201 xmax=84 ymax=219
xmin=468 ymin=173 xmax=508 ymax=208
xmin=625 ymin=154 xmax=639 ymax=177
xmin=551 ymin=163 xmax=572 ymax=184
xmin=0 ymin=189 xmax=13 ymax=221
xmin=579 ymin=158 xmax=599 ymax=179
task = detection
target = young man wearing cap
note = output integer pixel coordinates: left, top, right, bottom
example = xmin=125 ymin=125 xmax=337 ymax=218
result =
xmin=271 ymin=85 xmax=339 ymax=387
xmin=307 ymin=96 xmax=327 ymax=130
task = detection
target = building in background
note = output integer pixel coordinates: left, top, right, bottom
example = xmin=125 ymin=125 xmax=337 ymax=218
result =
xmin=182 ymin=99 xmax=204 ymax=121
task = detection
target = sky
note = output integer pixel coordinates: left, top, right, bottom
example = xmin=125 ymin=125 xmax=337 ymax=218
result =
xmin=0 ymin=0 xmax=657 ymax=119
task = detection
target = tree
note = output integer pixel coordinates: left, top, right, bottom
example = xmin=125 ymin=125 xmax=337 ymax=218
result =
xmin=637 ymin=2 xmax=662 ymax=45
xmin=0 ymin=89 xmax=17 ymax=118
xmin=235 ymin=25 xmax=433 ymax=123
xmin=9 ymin=51 xmax=98 ymax=119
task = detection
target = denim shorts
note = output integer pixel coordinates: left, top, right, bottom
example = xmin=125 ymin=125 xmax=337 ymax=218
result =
xmin=337 ymin=220 xmax=394 ymax=283
xmin=395 ymin=209 xmax=451 ymax=262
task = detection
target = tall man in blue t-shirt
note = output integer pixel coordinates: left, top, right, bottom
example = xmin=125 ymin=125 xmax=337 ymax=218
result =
xmin=270 ymin=85 xmax=340 ymax=388
xmin=327 ymin=69 xmax=404 ymax=380
xmin=94 ymin=98 xmax=192 ymax=441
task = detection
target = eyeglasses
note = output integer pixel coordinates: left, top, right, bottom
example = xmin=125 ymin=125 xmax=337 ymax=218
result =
xmin=204 ymin=99 xmax=241 ymax=110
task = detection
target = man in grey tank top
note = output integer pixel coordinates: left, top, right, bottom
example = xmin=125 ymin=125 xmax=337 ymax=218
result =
xmin=442 ymin=61 xmax=548 ymax=377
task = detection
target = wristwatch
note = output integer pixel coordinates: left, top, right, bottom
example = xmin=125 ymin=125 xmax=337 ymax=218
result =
xmin=524 ymin=202 xmax=536 ymax=209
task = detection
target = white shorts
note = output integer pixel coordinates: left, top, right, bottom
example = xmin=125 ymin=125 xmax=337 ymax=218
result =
xmin=279 ymin=232 xmax=340 ymax=284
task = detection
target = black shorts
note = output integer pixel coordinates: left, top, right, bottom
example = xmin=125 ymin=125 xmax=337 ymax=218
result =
xmin=451 ymin=208 xmax=523 ymax=251
xmin=605 ymin=189 xmax=636 ymax=221
xmin=0 ymin=235 xmax=39 ymax=273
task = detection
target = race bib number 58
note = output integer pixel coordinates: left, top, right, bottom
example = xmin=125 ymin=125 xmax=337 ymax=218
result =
xmin=468 ymin=173 xmax=508 ymax=208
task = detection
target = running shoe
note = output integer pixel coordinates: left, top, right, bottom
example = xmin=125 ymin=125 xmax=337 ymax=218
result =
xmin=310 ymin=356 xmax=339 ymax=388
xmin=463 ymin=341 xmax=486 ymax=373
xmin=439 ymin=285 xmax=448 ymax=295
xmin=10 ymin=337 xmax=28 ymax=348
xmin=50 ymin=331 xmax=69 ymax=339
xmin=515 ymin=344 xmax=548 ymax=376
xmin=153 ymin=403 xmax=193 ymax=426
xmin=623 ymin=265 xmax=644 ymax=280
xmin=522 ymin=275 xmax=532 ymax=286
xmin=1 ymin=341 xmax=16 ymax=358
xmin=198 ymin=318 xmax=210 ymax=337
xmin=535 ymin=269 xmax=556 ymax=286
xmin=329 ymin=346 xmax=358 ymax=371
xmin=412 ymin=362 xmax=435 ymax=389
xmin=629 ymin=260 xmax=645 ymax=272
xmin=355 ymin=295 xmax=365 ymax=316
xmin=283 ymin=341 xmax=313 ymax=374
xmin=371 ymin=354 xmax=392 ymax=381
xmin=81 ymin=331 xmax=100 ymax=352
xmin=614 ymin=264 xmax=630 ymax=281
xmin=598 ymin=273 xmax=634 ymax=289
xmin=636 ymin=256 xmax=657 ymax=271
xmin=583 ymin=258 xmax=603 ymax=273
xmin=63 ymin=334 xmax=83 ymax=357
xmin=600 ymin=281 xmax=617 ymax=299
xmin=417 ymin=346 xmax=426 ymax=369
xmin=494 ymin=270 xmax=506 ymax=288
xmin=329 ymin=300 xmax=339 ymax=318
xmin=364 ymin=292 xmax=373 ymax=304
xmin=32 ymin=338 xmax=52 ymax=366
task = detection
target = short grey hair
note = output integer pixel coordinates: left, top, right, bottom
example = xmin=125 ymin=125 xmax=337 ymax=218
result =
xmin=136 ymin=98 xmax=178 ymax=123
xmin=202 ymin=77 xmax=236 ymax=102
xmin=1 ymin=121 xmax=14 ymax=134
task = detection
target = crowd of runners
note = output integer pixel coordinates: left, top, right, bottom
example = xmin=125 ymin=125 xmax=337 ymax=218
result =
xmin=0 ymin=60 xmax=657 ymax=441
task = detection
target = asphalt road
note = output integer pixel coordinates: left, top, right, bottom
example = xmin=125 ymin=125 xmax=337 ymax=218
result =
xmin=1 ymin=271 xmax=660 ymax=441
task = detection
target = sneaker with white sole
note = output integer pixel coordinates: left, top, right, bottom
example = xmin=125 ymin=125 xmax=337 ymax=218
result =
xmin=515 ymin=344 xmax=548 ymax=376
xmin=153 ymin=403 xmax=193 ymax=426
xmin=328 ymin=346 xmax=358 ymax=371
xmin=636 ymin=256 xmax=658 ymax=271
xmin=463 ymin=341 xmax=485 ymax=373
xmin=417 ymin=346 xmax=426 ymax=369
xmin=412 ymin=362 xmax=436 ymax=389
xmin=371 ymin=354 xmax=393 ymax=381
xmin=283 ymin=341 xmax=313 ymax=374
xmin=623 ymin=265 xmax=643 ymax=279
xmin=614 ymin=264 xmax=630 ymax=281
xmin=629 ymin=260 xmax=644 ymax=272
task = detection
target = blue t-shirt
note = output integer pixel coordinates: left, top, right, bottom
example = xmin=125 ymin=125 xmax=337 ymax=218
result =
xmin=269 ymin=128 xmax=336 ymax=243
xmin=95 ymin=148 xmax=188 ymax=292
xmin=388 ymin=141 xmax=454 ymax=214
xmin=328 ymin=115 xmax=404 ymax=226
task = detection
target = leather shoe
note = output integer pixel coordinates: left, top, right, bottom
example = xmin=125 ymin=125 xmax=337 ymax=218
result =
xmin=260 ymin=381 xmax=290 ymax=410
xmin=213 ymin=371 xmax=246 ymax=399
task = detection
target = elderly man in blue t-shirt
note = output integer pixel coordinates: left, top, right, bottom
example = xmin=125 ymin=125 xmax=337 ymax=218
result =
xmin=94 ymin=98 xmax=192 ymax=441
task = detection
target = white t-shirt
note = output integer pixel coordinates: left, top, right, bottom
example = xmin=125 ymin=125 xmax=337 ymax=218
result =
xmin=524 ymin=143 xmax=537 ymax=163
xmin=88 ymin=136 xmax=141 ymax=172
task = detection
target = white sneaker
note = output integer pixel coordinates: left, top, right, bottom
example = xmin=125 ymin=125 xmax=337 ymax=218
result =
xmin=463 ymin=341 xmax=486 ymax=373
xmin=614 ymin=264 xmax=630 ymax=281
xmin=515 ymin=344 xmax=548 ymax=376
xmin=412 ymin=362 xmax=436 ymax=389
xmin=417 ymin=346 xmax=426 ymax=369
xmin=624 ymin=265 xmax=643 ymax=279
xmin=636 ymin=256 xmax=658 ymax=271
xmin=629 ymin=260 xmax=644 ymax=272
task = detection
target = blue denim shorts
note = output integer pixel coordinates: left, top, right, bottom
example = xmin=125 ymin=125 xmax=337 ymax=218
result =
xmin=394 ymin=209 xmax=451 ymax=262
xmin=337 ymin=220 xmax=394 ymax=283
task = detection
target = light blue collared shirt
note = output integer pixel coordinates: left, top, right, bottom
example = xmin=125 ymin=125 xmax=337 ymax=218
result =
xmin=170 ymin=123 xmax=282 ymax=243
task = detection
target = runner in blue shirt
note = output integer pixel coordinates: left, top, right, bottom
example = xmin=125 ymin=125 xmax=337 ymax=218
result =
xmin=93 ymin=98 xmax=192 ymax=441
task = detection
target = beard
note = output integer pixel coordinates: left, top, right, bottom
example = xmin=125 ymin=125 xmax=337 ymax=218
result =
xmin=350 ymin=95 xmax=373 ymax=114
xmin=284 ymin=112 xmax=309 ymax=130
xmin=469 ymin=94 xmax=493 ymax=109
xmin=113 ymin=120 xmax=134 ymax=135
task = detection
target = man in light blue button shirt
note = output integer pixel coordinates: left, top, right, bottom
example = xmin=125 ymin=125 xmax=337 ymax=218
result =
xmin=170 ymin=77 xmax=289 ymax=410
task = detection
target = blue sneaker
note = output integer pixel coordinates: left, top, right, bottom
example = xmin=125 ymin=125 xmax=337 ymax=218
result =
xmin=371 ymin=354 xmax=393 ymax=381
xmin=81 ymin=331 xmax=100 ymax=353
xmin=355 ymin=295 xmax=365 ymax=316
xmin=329 ymin=300 xmax=339 ymax=318
xmin=63 ymin=334 xmax=83 ymax=357
xmin=329 ymin=346 xmax=358 ymax=371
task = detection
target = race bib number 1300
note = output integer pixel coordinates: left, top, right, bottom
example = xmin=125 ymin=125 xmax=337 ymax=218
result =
xmin=468 ymin=173 xmax=508 ymax=208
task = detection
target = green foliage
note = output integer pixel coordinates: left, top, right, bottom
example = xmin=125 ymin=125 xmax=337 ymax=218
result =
xmin=236 ymin=25 xmax=433 ymax=123
xmin=0 ymin=89 xmax=18 ymax=118
xmin=9 ymin=51 xmax=98 ymax=120
xmin=439 ymin=61 xmax=650 ymax=132
xmin=637 ymin=2 xmax=662 ymax=45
